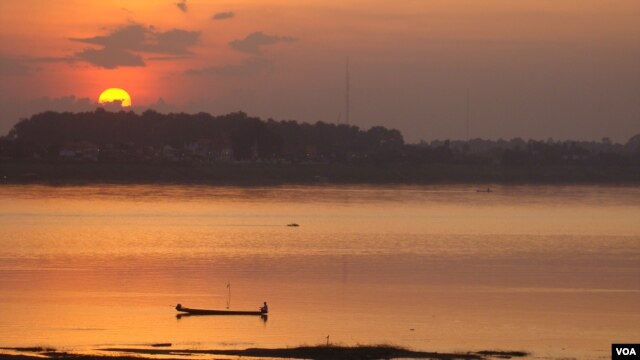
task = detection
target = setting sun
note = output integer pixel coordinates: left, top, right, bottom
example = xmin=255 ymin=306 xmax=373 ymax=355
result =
xmin=98 ymin=88 xmax=131 ymax=107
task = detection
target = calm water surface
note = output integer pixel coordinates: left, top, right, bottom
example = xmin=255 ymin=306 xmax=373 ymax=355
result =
xmin=0 ymin=185 xmax=639 ymax=359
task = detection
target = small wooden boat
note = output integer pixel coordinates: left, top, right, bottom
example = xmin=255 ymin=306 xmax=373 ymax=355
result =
xmin=287 ymin=223 xmax=300 ymax=227
xmin=175 ymin=304 xmax=266 ymax=316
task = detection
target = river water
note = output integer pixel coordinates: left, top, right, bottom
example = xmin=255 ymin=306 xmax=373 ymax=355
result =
xmin=0 ymin=184 xmax=638 ymax=359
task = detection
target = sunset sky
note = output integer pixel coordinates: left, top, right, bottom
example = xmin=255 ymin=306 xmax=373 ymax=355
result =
xmin=1 ymin=0 xmax=638 ymax=142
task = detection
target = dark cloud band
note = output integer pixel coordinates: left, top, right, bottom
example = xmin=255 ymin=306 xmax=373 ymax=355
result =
xmin=185 ymin=57 xmax=272 ymax=77
xmin=229 ymin=31 xmax=297 ymax=54
xmin=69 ymin=24 xmax=200 ymax=68
xmin=212 ymin=11 xmax=235 ymax=20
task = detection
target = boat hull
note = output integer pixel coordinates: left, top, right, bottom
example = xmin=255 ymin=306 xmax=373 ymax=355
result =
xmin=176 ymin=304 xmax=266 ymax=316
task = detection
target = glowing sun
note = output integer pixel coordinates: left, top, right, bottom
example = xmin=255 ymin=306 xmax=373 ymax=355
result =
xmin=98 ymin=88 xmax=132 ymax=107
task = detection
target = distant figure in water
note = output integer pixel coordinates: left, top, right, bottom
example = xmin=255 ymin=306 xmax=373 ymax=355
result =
xmin=260 ymin=302 xmax=268 ymax=314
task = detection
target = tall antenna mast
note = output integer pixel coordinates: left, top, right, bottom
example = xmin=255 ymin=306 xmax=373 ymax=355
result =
xmin=345 ymin=57 xmax=350 ymax=125
xmin=465 ymin=89 xmax=470 ymax=141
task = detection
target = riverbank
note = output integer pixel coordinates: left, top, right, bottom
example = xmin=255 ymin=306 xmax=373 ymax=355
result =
xmin=0 ymin=345 xmax=529 ymax=360
xmin=2 ymin=160 xmax=638 ymax=185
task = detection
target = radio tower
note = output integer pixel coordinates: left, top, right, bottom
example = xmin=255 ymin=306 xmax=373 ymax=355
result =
xmin=345 ymin=57 xmax=350 ymax=125
xmin=465 ymin=89 xmax=470 ymax=141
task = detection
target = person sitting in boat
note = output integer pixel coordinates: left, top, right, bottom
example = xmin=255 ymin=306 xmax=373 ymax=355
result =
xmin=260 ymin=302 xmax=268 ymax=314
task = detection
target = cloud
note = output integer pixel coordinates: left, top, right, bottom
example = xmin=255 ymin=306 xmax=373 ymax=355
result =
xmin=70 ymin=23 xmax=200 ymax=68
xmin=75 ymin=47 xmax=145 ymax=69
xmin=71 ymin=24 xmax=147 ymax=51
xmin=153 ymin=29 xmax=200 ymax=54
xmin=148 ymin=55 xmax=192 ymax=61
xmin=176 ymin=0 xmax=188 ymax=13
xmin=0 ymin=57 xmax=32 ymax=76
xmin=212 ymin=11 xmax=235 ymax=20
xmin=25 ymin=96 xmax=96 ymax=112
xmin=135 ymin=98 xmax=179 ymax=113
xmin=185 ymin=57 xmax=272 ymax=77
xmin=229 ymin=31 xmax=297 ymax=54
xmin=1 ymin=55 xmax=77 ymax=74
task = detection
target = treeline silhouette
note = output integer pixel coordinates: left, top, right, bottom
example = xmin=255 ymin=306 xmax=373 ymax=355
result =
xmin=3 ymin=109 xmax=406 ymax=162
xmin=2 ymin=109 xmax=639 ymax=168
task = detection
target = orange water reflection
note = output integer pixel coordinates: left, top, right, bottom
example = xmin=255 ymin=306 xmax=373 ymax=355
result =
xmin=0 ymin=185 xmax=638 ymax=359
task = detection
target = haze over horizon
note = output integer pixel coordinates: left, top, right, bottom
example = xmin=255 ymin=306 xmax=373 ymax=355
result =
xmin=1 ymin=0 xmax=639 ymax=143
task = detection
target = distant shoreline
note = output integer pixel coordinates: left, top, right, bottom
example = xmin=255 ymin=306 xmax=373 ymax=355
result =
xmin=0 ymin=345 xmax=529 ymax=360
xmin=1 ymin=160 xmax=639 ymax=185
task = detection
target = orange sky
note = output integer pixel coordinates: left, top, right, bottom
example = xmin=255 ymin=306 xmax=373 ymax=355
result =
xmin=1 ymin=0 xmax=639 ymax=141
